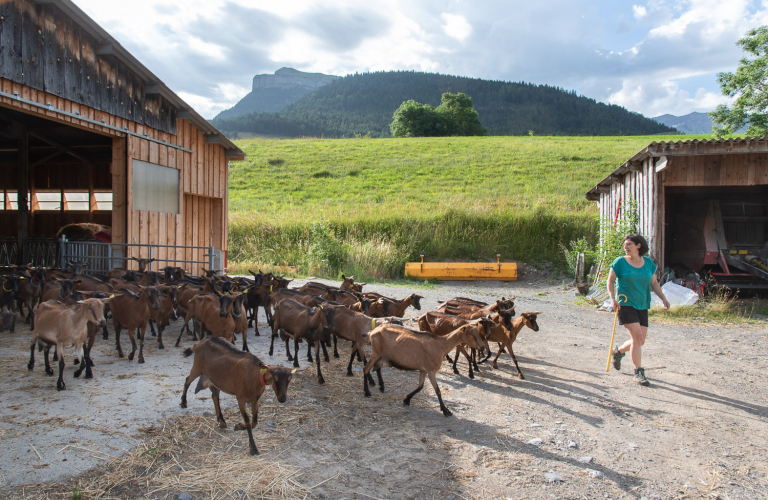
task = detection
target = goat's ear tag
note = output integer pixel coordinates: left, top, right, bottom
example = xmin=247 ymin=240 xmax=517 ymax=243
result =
xmin=109 ymin=294 xmax=115 ymax=299
xmin=19 ymin=276 xmax=25 ymax=279
xmin=260 ymin=368 xmax=267 ymax=374
xmin=460 ymin=326 xmax=466 ymax=331
xmin=291 ymin=368 xmax=298 ymax=374
xmin=270 ymin=285 xmax=273 ymax=292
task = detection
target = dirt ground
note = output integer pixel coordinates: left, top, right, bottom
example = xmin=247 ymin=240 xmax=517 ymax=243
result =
xmin=0 ymin=274 xmax=766 ymax=500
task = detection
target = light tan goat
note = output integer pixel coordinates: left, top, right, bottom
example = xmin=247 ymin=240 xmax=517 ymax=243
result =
xmin=27 ymin=297 xmax=111 ymax=390
xmin=363 ymin=323 xmax=490 ymax=416
xmin=488 ymin=312 xmax=541 ymax=379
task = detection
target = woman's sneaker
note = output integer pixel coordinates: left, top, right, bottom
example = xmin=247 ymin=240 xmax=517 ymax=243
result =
xmin=612 ymin=348 xmax=625 ymax=370
xmin=634 ymin=368 xmax=650 ymax=386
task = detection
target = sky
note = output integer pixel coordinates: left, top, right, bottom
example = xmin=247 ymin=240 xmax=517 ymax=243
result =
xmin=72 ymin=0 xmax=768 ymax=120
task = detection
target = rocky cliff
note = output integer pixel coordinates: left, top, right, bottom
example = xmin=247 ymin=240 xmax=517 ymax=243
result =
xmin=214 ymin=68 xmax=338 ymax=120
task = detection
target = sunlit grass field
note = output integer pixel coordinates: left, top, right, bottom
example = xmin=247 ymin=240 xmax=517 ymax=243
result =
xmin=227 ymin=134 xmax=698 ymax=279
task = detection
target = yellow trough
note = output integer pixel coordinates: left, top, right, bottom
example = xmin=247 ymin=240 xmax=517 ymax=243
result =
xmin=405 ymin=257 xmax=517 ymax=281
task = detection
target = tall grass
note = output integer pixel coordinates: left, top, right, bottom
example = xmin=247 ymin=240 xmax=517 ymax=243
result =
xmin=228 ymin=135 xmax=696 ymax=279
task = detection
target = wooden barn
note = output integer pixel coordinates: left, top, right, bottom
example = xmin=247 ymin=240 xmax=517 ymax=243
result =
xmin=586 ymin=138 xmax=768 ymax=288
xmin=0 ymin=0 xmax=244 ymax=273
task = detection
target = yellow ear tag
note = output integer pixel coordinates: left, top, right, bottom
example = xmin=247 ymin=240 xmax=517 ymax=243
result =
xmin=109 ymin=294 xmax=115 ymax=299
xmin=260 ymin=368 xmax=267 ymax=374
xmin=270 ymin=285 xmax=273 ymax=292
xmin=319 ymin=305 xmax=323 ymax=310
xmin=371 ymin=318 xmax=375 ymax=330
xmin=291 ymin=368 xmax=297 ymax=374
xmin=461 ymin=326 xmax=466 ymax=331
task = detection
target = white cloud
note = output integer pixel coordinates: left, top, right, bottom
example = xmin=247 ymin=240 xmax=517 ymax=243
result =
xmin=441 ymin=13 xmax=473 ymax=42
xmin=69 ymin=0 xmax=768 ymax=119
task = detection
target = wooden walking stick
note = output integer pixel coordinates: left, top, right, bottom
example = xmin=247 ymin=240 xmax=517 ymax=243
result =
xmin=606 ymin=294 xmax=627 ymax=372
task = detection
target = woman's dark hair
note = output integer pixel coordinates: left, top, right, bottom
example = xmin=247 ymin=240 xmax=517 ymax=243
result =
xmin=624 ymin=234 xmax=649 ymax=256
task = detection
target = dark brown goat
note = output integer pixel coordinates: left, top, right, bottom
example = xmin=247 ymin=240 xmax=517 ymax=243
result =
xmin=14 ymin=267 xmax=45 ymax=328
xmin=269 ymin=299 xmax=336 ymax=384
xmin=181 ymin=337 xmax=302 ymax=455
xmin=487 ymin=312 xmax=541 ymax=379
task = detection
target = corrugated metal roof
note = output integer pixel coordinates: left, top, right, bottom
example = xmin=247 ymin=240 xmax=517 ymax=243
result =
xmin=49 ymin=0 xmax=245 ymax=160
xmin=585 ymin=136 xmax=768 ymax=198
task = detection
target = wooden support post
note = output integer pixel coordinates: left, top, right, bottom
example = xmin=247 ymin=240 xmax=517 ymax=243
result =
xmin=89 ymin=163 xmax=95 ymax=222
xmin=17 ymin=125 xmax=29 ymax=264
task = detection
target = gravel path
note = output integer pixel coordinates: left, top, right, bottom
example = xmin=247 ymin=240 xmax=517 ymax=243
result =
xmin=0 ymin=273 xmax=766 ymax=499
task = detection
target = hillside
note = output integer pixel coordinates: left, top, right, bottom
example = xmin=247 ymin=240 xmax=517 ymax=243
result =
xmin=227 ymin=134 xmax=692 ymax=278
xmin=212 ymin=71 xmax=677 ymax=138
xmin=653 ymin=111 xmax=746 ymax=135
xmin=214 ymin=68 xmax=338 ymax=120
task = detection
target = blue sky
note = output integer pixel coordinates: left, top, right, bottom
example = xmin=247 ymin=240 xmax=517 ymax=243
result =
xmin=73 ymin=0 xmax=768 ymax=119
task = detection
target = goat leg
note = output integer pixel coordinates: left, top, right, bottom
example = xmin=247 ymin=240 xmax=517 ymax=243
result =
xmin=291 ymin=338 xmax=300 ymax=367
xmin=472 ymin=348 xmax=480 ymax=372
xmin=137 ymin=326 xmax=146 ymax=364
xmin=126 ymin=327 xmax=137 ymax=361
xmin=333 ymin=334 xmax=340 ymax=358
xmin=56 ymin=353 xmax=66 ymax=391
xmin=210 ymin=388 xmax=227 ymax=428
xmin=306 ymin=340 xmax=313 ymax=363
xmin=115 ymin=322 xmax=124 ymax=358
xmin=157 ymin=324 xmax=165 ymax=350
xmin=102 ymin=322 xmax=109 ymax=340
xmin=404 ymin=371 xmax=426 ymax=406
xmin=74 ymin=344 xmax=86 ymax=378
xmin=315 ymin=340 xmax=325 ymax=384
xmin=44 ymin=346 xmax=54 ymax=376
xmin=363 ymin=353 xmax=382 ymax=397
xmin=428 ymin=371 xmax=451 ymax=417
xmin=148 ymin=319 xmax=157 ymax=337
xmin=320 ymin=338 xmax=329 ymax=363
xmin=27 ymin=340 xmax=35 ymax=371
xmin=508 ymin=344 xmax=525 ymax=379
xmin=84 ymin=346 xmax=94 ymax=379
xmin=375 ymin=366 xmax=384 ymax=393
xmin=238 ymin=399 xmax=259 ymax=456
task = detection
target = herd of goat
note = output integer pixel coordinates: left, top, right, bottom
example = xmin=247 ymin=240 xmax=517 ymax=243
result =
xmin=1 ymin=258 xmax=540 ymax=455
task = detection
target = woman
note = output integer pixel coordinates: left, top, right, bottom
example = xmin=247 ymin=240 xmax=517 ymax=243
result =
xmin=607 ymin=234 xmax=669 ymax=386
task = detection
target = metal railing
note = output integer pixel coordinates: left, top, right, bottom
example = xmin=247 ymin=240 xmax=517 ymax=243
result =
xmin=1 ymin=238 xmax=60 ymax=268
xmin=59 ymin=237 xmax=216 ymax=274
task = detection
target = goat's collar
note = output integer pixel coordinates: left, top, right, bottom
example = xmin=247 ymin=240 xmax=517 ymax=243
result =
xmin=30 ymin=277 xmax=41 ymax=288
xmin=232 ymin=307 xmax=242 ymax=318
xmin=260 ymin=368 xmax=268 ymax=386
xmin=2 ymin=281 xmax=11 ymax=292
xmin=59 ymin=288 xmax=65 ymax=299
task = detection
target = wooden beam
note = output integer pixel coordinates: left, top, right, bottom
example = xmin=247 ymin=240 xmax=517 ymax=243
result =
xmin=627 ymin=160 xmax=643 ymax=172
xmin=17 ymin=126 xmax=29 ymax=264
xmin=597 ymin=185 xmax=610 ymax=193
xmin=655 ymin=156 xmax=670 ymax=172
xmin=609 ymin=174 xmax=623 ymax=183
xmin=28 ymin=131 xmax=93 ymax=165
xmin=177 ymin=109 xmax=190 ymax=119
xmin=143 ymin=82 xmax=161 ymax=95
xmin=205 ymin=134 xmax=221 ymax=144
xmin=95 ymin=43 xmax=113 ymax=56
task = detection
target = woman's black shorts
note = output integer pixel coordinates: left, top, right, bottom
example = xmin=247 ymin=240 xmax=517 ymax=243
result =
xmin=617 ymin=305 xmax=648 ymax=327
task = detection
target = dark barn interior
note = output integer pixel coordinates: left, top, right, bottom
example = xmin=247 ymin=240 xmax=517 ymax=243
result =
xmin=0 ymin=106 xmax=113 ymax=242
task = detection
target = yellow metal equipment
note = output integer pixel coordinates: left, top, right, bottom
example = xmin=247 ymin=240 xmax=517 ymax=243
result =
xmin=404 ymin=254 xmax=517 ymax=281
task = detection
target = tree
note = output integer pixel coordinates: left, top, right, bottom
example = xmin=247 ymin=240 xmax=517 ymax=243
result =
xmin=389 ymin=100 xmax=448 ymax=137
xmin=711 ymin=26 xmax=768 ymax=138
xmin=436 ymin=92 xmax=487 ymax=136
xmin=390 ymin=93 xmax=486 ymax=137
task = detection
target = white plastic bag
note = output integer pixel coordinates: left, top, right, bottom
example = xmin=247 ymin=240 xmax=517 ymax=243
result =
xmin=651 ymin=281 xmax=699 ymax=308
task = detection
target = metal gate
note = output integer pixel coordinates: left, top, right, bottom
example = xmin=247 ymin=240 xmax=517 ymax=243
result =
xmin=0 ymin=238 xmax=60 ymax=268
xmin=59 ymin=237 xmax=216 ymax=274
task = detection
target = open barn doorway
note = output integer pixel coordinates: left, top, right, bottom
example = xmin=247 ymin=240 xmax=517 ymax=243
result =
xmin=0 ymin=105 xmax=116 ymax=267
xmin=665 ymin=185 xmax=768 ymax=289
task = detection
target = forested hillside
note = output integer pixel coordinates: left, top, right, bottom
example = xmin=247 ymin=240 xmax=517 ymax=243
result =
xmin=212 ymin=71 xmax=676 ymax=137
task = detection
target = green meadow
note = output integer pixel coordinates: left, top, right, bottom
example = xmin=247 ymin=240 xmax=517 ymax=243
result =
xmin=227 ymin=135 xmax=697 ymax=279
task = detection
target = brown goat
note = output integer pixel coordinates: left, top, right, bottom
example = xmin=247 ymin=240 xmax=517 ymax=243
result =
xmin=41 ymin=279 xmax=81 ymax=303
xmin=363 ymin=323 xmax=490 ymax=416
xmin=181 ymin=337 xmax=302 ymax=455
xmin=14 ymin=267 xmax=46 ymax=328
xmin=177 ymin=293 xmax=240 ymax=346
xmin=269 ymin=299 xmax=336 ymax=384
xmin=147 ymin=285 xmax=181 ymax=349
xmin=110 ymin=286 xmax=161 ymax=363
xmin=27 ymin=297 xmax=110 ymax=390
xmin=488 ymin=312 xmax=541 ymax=379
xmin=362 ymin=292 xmax=423 ymax=317
xmin=437 ymin=300 xmax=515 ymax=319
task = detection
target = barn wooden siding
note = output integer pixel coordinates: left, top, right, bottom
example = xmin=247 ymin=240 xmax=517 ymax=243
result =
xmin=0 ymin=0 xmax=177 ymax=135
xmin=597 ymin=157 xmax=661 ymax=260
xmin=592 ymin=143 xmax=768 ymax=269
xmin=1 ymin=76 xmax=231 ymax=272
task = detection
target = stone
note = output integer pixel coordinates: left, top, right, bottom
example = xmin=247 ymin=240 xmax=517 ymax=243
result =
xmin=627 ymin=442 xmax=639 ymax=450
xmin=568 ymin=441 xmax=578 ymax=448
xmin=189 ymin=432 xmax=197 ymax=437
xmin=684 ymin=482 xmax=696 ymax=489
xmin=588 ymin=470 xmax=603 ymax=479
xmin=544 ymin=471 xmax=564 ymax=483
xmin=578 ymin=456 xmax=593 ymax=463
xmin=203 ymin=411 xmax=212 ymax=417
xmin=176 ymin=494 xmax=193 ymax=500
xmin=530 ymin=423 xmax=542 ymax=427
xmin=527 ymin=438 xmax=543 ymax=446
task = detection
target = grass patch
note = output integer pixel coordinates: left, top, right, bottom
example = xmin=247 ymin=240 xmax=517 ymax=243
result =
xmin=650 ymin=296 xmax=768 ymax=325
xmin=229 ymin=134 xmax=703 ymax=279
